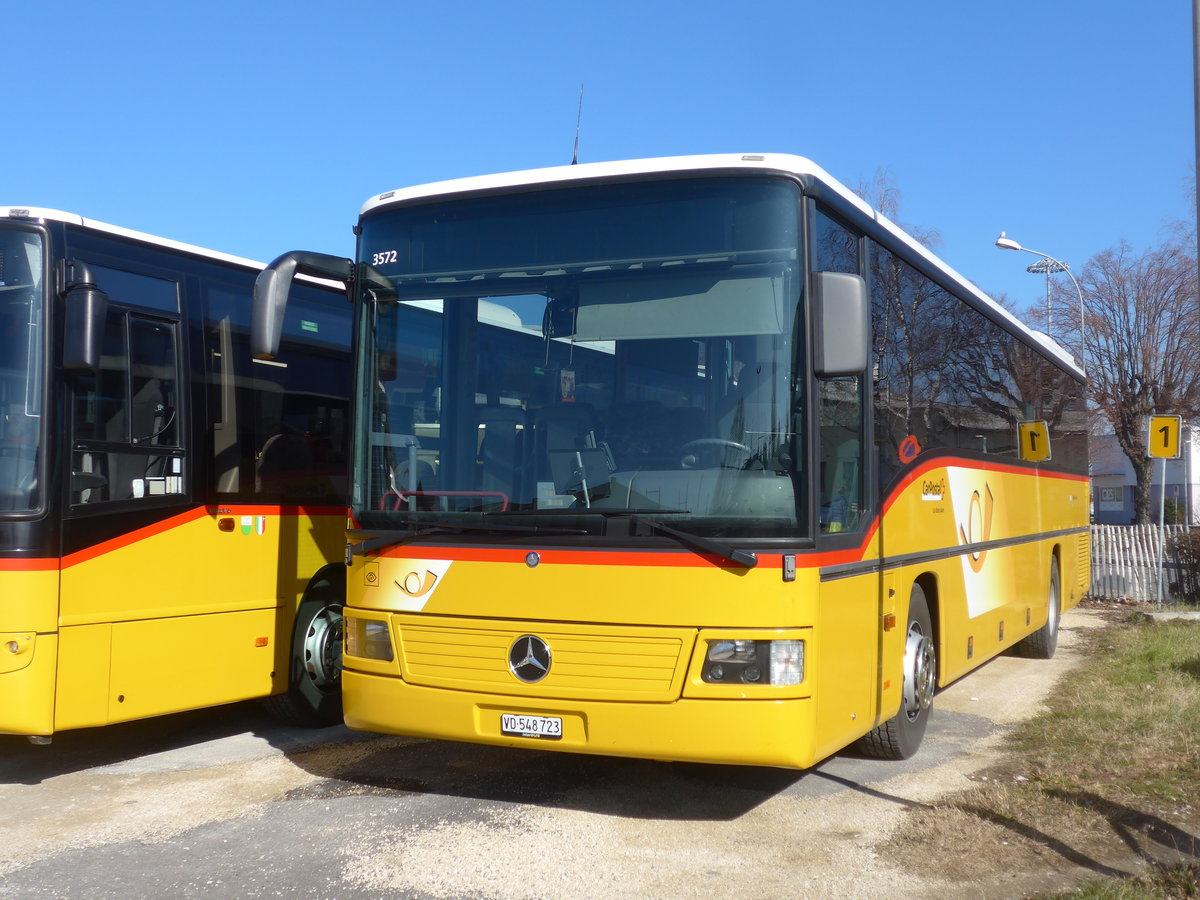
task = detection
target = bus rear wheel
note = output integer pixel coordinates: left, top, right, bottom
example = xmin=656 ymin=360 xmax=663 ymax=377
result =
xmin=854 ymin=584 xmax=935 ymax=760
xmin=1011 ymin=561 xmax=1060 ymax=659
xmin=263 ymin=566 xmax=345 ymax=727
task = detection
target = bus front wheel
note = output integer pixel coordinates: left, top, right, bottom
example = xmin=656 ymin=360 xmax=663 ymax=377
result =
xmin=263 ymin=566 xmax=345 ymax=727
xmin=854 ymin=584 xmax=935 ymax=760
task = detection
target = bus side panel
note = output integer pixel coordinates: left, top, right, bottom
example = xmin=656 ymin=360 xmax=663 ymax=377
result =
xmin=264 ymin=509 xmax=348 ymax=695
xmin=0 ymin=567 xmax=60 ymax=735
xmin=812 ymin=565 xmax=882 ymax=762
xmin=56 ymin=508 xmax=342 ymax=725
xmin=106 ymin=609 xmax=278 ymax=723
xmin=881 ymin=462 xmax=1089 ymax=686
xmin=55 ymin=611 xmax=281 ymax=729
xmin=60 ymin=509 xmax=278 ymax=627
xmin=1067 ymin=529 xmax=1091 ymax=609
xmin=55 ymin=624 xmax=112 ymax=730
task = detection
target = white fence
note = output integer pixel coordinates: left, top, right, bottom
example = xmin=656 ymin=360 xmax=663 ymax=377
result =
xmin=1089 ymin=524 xmax=1189 ymax=603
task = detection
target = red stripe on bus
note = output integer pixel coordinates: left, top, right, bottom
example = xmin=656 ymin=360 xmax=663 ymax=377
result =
xmin=370 ymin=459 xmax=1086 ymax=570
xmin=0 ymin=558 xmax=60 ymax=572
xmin=60 ymin=504 xmax=348 ymax=569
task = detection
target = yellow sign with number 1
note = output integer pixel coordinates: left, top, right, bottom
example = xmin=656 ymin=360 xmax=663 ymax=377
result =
xmin=1148 ymin=415 xmax=1182 ymax=460
xmin=1018 ymin=420 xmax=1051 ymax=462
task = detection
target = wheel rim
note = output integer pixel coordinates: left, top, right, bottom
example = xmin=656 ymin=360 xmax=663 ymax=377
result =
xmin=902 ymin=620 xmax=935 ymax=721
xmin=1047 ymin=569 xmax=1060 ymax=644
xmin=303 ymin=606 xmax=343 ymax=691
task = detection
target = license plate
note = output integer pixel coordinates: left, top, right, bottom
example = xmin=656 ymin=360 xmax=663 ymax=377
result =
xmin=500 ymin=713 xmax=563 ymax=740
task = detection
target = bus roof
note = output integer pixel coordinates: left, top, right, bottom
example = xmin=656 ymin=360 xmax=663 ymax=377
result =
xmin=3 ymin=206 xmax=271 ymax=271
xmin=360 ymin=154 xmax=1082 ymax=379
xmin=0 ymin=206 xmax=344 ymax=292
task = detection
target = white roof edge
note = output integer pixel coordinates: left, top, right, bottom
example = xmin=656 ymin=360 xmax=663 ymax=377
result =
xmin=3 ymin=206 xmax=267 ymax=270
xmin=360 ymin=154 xmax=1083 ymax=379
xmin=360 ymin=153 xmax=844 ymax=215
xmin=1 ymin=205 xmax=344 ymax=292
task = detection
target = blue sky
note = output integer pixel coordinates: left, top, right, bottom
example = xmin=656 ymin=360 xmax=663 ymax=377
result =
xmin=9 ymin=0 xmax=1194 ymax=322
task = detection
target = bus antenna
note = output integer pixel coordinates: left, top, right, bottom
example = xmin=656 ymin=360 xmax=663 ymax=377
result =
xmin=572 ymin=84 xmax=584 ymax=165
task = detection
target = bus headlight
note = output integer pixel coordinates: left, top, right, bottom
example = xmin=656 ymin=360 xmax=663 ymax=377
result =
xmin=344 ymin=616 xmax=394 ymax=661
xmin=702 ymin=639 xmax=804 ymax=686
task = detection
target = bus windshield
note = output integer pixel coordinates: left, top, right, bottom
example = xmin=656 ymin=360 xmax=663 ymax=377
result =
xmin=0 ymin=225 xmax=44 ymax=514
xmin=354 ymin=177 xmax=805 ymax=538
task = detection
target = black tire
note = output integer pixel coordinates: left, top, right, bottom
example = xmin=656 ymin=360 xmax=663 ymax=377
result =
xmin=854 ymin=583 xmax=936 ymax=760
xmin=262 ymin=566 xmax=345 ymax=727
xmin=1011 ymin=561 xmax=1060 ymax=660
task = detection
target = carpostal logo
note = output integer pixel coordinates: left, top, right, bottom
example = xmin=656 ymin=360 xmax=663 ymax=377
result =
xmin=920 ymin=477 xmax=946 ymax=502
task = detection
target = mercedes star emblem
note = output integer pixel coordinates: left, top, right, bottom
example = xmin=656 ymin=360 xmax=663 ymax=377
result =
xmin=508 ymin=634 xmax=552 ymax=683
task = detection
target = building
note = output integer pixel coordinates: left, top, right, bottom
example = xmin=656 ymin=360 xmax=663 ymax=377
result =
xmin=1091 ymin=426 xmax=1198 ymax=525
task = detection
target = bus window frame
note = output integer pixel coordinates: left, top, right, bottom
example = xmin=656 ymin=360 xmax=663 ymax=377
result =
xmin=0 ymin=220 xmax=50 ymax=519
xmin=61 ymin=255 xmax=190 ymax=516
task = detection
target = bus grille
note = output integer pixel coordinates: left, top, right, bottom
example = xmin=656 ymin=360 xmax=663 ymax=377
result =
xmin=394 ymin=617 xmax=690 ymax=701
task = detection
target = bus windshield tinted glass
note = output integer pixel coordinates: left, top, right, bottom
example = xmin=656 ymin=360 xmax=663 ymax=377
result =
xmin=0 ymin=226 xmax=44 ymax=513
xmin=355 ymin=177 xmax=804 ymax=538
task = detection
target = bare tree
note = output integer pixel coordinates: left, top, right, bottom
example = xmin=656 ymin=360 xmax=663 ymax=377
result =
xmin=1063 ymin=239 xmax=1200 ymax=522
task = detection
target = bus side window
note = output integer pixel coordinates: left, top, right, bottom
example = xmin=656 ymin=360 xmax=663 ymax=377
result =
xmin=812 ymin=204 xmax=867 ymax=535
xmin=69 ymin=272 xmax=185 ymax=507
xmin=818 ymin=376 xmax=865 ymax=534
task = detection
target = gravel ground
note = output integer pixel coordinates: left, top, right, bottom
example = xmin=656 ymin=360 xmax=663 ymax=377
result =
xmin=0 ymin=608 xmax=1106 ymax=899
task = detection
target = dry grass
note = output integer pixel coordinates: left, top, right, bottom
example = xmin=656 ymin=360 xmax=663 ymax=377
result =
xmin=880 ymin=615 xmax=1200 ymax=897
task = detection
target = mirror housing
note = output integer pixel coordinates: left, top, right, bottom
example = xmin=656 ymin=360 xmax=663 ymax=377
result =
xmin=61 ymin=260 xmax=109 ymax=373
xmin=252 ymin=251 xmax=353 ymax=359
xmin=812 ymin=271 xmax=869 ymax=377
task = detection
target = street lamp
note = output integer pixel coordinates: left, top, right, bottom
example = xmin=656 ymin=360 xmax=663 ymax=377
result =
xmin=1024 ymin=256 xmax=1070 ymax=334
xmin=995 ymin=233 xmax=1086 ymax=369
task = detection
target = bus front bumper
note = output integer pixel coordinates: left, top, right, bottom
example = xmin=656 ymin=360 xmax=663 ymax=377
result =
xmin=343 ymin=669 xmax=819 ymax=769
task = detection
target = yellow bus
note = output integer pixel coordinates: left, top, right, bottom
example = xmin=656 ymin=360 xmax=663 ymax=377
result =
xmin=0 ymin=208 xmax=350 ymax=743
xmin=254 ymin=154 xmax=1090 ymax=767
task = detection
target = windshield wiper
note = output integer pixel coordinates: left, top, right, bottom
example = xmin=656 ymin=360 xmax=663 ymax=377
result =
xmin=629 ymin=516 xmax=758 ymax=569
xmin=486 ymin=508 xmax=756 ymax=568
xmin=347 ymin=512 xmax=755 ymax=569
xmin=347 ymin=521 xmax=589 ymax=558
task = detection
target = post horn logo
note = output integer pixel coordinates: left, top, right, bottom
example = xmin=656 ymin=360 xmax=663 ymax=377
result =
xmin=958 ymin=483 xmax=995 ymax=573
xmin=396 ymin=570 xmax=439 ymax=598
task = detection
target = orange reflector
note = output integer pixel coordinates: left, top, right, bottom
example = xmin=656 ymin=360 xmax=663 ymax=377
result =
xmin=882 ymin=613 xmax=896 ymax=631
xmin=218 ymin=518 xmax=235 ymax=532
xmin=255 ymin=637 xmax=269 ymax=647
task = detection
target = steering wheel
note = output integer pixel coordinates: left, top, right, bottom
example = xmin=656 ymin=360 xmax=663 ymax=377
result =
xmin=680 ymin=438 xmax=754 ymax=469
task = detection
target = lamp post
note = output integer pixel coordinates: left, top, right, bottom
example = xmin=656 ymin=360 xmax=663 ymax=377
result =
xmin=995 ymin=233 xmax=1086 ymax=370
xmin=1024 ymin=256 xmax=1070 ymax=335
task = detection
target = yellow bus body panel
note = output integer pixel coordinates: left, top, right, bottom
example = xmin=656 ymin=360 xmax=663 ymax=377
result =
xmin=880 ymin=462 xmax=1089 ymax=685
xmin=58 ymin=507 xmax=340 ymax=627
xmin=344 ymin=669 xmax=818 ymax=769
xmin=0 ymin=633 xmax=57 ymax=735
xmin=0 ymin=567 xmax=61 ymax=735
xmin=344 ymin=461 xmax=1089 ymax=768
xmin=347 ymin=553 xmax=845 ymax=767
xmin=0 ymin=507 xmax=344 ymax=736
xmin=53 ymin=610 xmax=279 ymax=729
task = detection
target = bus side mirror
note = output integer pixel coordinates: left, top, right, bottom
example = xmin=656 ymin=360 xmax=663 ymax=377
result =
xmin=62 ymin=261 xmax=109 ymax=373
xmin=252 ymin=251 xmax=353 ymax=360
xmin=813 ymin=271 xmax=869 ymax=377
